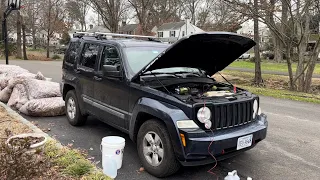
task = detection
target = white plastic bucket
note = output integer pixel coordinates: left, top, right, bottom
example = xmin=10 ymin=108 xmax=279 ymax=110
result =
xmin=101 ymin=136 xmax=125 ymax=170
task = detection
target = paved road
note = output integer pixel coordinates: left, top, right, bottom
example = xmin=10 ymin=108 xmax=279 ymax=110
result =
xmin=226 ymin=67 xmax=320 ymax=78
xmin=3 ymin=60 xmax=320 ymax=179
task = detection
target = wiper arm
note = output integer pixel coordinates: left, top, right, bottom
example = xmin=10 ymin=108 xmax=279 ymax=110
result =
xmin=142 ymin=72 xmax=183 ymax=78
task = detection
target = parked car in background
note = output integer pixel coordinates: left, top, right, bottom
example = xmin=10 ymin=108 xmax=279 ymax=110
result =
xmin=61 ymin=32 xmax=268 ymax=178
xmin=238 ymin=53 xmax=251 ymax=59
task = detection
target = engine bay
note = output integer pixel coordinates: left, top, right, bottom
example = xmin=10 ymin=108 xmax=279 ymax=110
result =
xmin=156 ymin=82 xmax=245 ymax=104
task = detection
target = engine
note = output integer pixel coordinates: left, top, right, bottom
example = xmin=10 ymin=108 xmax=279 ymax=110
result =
xmin=158 ymin=83 xmax=241 ymax=104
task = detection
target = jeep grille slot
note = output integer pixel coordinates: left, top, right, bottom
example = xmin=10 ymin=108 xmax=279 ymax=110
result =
xmin=197 ymin=100 xmax=255 ymax=131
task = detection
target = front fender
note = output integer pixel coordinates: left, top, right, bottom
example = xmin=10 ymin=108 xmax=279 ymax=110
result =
xmin=129 ymin=97 xmax=189 ymax=160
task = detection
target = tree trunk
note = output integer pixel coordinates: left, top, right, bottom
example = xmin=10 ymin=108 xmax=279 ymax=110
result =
xmin=16 ymin=12 xmax=22 ymax=59
xmin=296 ymin=6 xmax=310 ymax=92
xmin=32 ymin=28 xmax=36 ymax=49
xmin=22 ymin=23 xmax=28 ymax=60
xmin=274 ymin=37 xmax=283 ymax=62
xmin=286 ymin=46 xmax=295 ymax=90
xmin=46 ymin=32 xmax=50 ymax=58
xmin=253 ymin=0 xmax=263 ymax=85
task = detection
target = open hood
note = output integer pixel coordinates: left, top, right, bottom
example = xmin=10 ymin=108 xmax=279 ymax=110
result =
xmin=133 ymin=32 xmax=256 ymax=80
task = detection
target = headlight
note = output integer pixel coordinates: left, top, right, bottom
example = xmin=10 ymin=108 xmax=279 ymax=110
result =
xmin=176 ymin=120 xmax=199 ymax=129
xmin=197 ymin=107 xmax=211 ymax=123
xmin=253 ymin=99 xmax=258 ymax=118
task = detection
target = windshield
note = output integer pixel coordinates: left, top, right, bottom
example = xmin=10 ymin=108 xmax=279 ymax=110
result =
xmin=124 ymin=46 xmax=167 ymax=74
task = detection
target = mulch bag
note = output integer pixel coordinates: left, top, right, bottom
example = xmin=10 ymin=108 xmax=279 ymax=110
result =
xmin=7 ymin=84 xmax=28 ymax=110
xmin=19 ymin=97 xmax=65 ymax=117
xmin=22 ymin=79 xmax=61 ymax=99
xmin=0 ymin=87 xmax=12 ymax=103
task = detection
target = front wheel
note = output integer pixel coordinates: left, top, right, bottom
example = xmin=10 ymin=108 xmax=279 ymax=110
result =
xmin=137 ymin=119 xmax=180 ymax=177
xmin=65 ymin=90 xmax=87 ymax=126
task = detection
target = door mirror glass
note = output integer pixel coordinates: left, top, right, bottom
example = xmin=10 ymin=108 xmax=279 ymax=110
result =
xmin=102 ymin=65 xmax=121 ymax=78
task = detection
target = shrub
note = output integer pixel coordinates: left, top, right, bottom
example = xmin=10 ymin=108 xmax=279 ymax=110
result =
xmin=52 ymin=54 xmax=61 ymax=59
xmin=64 ymin=159 xmax=93 ymax=176
xmin=249 ymin=57 xmax=256 ymax=62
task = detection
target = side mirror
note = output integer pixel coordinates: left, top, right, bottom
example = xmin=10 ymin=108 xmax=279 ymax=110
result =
xmin=102 ymin=65 xmax=122 ymax=78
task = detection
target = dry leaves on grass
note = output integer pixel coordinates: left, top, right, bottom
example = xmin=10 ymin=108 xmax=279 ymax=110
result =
xmin=0 ymin=107 xmax=31 ymax=139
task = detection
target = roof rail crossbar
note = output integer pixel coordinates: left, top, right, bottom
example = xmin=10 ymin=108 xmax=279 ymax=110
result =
xmin=93 ymin=32 xmax=162 ymax=42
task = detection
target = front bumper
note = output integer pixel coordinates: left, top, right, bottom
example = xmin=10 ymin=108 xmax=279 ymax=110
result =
xmin=178 ymin=114 xmax=268 ymax=166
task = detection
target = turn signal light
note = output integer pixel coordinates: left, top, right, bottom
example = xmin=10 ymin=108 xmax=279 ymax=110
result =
xmin=180 ymin=133 xmax=186 ymax=147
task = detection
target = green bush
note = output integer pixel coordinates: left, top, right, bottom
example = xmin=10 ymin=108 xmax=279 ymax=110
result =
xmin=52 ymin=54 xmax=61 ymax=59
xmin=64 ymin=159 xmax=93 ymax=176
xmin=249 ymin=57 xmax=256 ymax=62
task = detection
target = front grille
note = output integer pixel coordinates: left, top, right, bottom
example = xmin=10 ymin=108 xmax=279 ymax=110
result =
xmin=196 ymin=100 xmax=255 ymax=130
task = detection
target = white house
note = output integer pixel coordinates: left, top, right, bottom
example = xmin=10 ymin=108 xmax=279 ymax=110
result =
xmin=236 ymin=20 xmax=269 ymax=44
xmin=156 ymin=20 xmax=204 ymax=43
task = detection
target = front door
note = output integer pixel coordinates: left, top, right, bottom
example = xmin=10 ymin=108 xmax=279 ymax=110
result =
xmin=93 ymin=45 xmax=129 ymax=130
xmin=76 ymin=42 xmax=100 ymax=114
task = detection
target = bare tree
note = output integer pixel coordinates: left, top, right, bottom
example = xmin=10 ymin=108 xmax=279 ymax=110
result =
xmin=224 ymin=0 xmax=317 ymax=92
xmin=16 ymin=11 xmax=22 ymax=59
xmin=39 ymin=0 xmax=66 ymax=58
xmin=66 ymin=0 xmax=89 ymax=31
xmin=199 ymin=0 xmax=245 ymax=32
xmin=23 ymin=0 xmax=41 ymax=49
xmin=90 ymin=0 xmax=128 ymax=32
xmin=183 ymin=0 xmax=201 ymax=25
xmin=127 ymin=0 xmax=155 ymax=34
xmin=150 ymin=0 xmax=182 ymax=27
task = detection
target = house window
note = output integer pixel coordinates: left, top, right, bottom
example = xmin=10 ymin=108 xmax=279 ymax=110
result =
xmin=170 ymin=31 xmax=175 ymax=37
xmin=158 ymin=32 xmax=163 ymax=37
xmin=182 ymin=31 xmax=185 ymax=36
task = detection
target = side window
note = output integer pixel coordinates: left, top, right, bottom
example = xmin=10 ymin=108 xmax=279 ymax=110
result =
xmin=80 ymin=43 xmax=99 ymax=69
xmin=100 ymin=45 xmax=120 ymax=69
xmin=66 ymin=42 xmax=80 ymax=64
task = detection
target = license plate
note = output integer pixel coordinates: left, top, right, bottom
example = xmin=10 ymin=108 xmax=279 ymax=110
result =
xmin=237 ymin=134 xmax=253 ymax=150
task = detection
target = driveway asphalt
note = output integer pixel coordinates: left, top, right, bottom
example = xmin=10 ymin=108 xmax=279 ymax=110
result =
xmin=2 ymin=60 xmax=320 ymax=180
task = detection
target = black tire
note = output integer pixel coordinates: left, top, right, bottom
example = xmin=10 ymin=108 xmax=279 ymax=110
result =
xmin=137 ymin=119 xmax=180 ymax=178
xmin=65 ymin=90 xmax=87 ymax=126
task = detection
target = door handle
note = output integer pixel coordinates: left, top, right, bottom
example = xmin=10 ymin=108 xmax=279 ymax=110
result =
xmin=93 ymin=76 xmax=102 ymax=81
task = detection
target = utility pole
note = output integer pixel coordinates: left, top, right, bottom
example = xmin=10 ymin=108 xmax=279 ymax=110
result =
xmin=2 ymin=0 xmax=21 ymax=65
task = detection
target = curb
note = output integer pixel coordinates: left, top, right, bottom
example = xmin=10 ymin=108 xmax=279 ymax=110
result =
xmin=0 ymin=102 xmax=63 ymax=148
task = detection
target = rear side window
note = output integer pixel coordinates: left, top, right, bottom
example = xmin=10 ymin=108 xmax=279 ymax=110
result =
xmin=65 ymin=42 xmax=80 ymax=64
xmin=80 ymin=43 xmax=100 ymax=69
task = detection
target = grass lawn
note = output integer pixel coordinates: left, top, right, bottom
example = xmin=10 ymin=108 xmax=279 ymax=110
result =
xmin=229 ymin=61 xmax=320 ymax=75
xmin=215 ymin=70 xmax=320 ymax=104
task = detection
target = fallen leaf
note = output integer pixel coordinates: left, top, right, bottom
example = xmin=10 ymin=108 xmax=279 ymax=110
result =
xmin=139 ymin=167 xmax=145 ymax=172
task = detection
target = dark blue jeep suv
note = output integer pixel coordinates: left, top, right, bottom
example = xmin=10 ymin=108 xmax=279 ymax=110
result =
xmin=60 ymin=32 xmax=268 ymax=177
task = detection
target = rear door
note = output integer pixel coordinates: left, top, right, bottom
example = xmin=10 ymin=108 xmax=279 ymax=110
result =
xmin=93 ymin=44 xmax=130 ymax=130
xmin=76 ymin=42 xmax=101 ymax=114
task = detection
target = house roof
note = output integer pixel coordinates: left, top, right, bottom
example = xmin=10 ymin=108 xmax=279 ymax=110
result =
xmin=87 ymin=25 xmax=110 ymax=33
xmin=119 ymin=24 xmax=139 ymax=32
xmin=157 ymin=21 xmax=185 ymax=31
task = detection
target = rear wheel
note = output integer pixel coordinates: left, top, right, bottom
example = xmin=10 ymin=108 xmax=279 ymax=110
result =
xmin=65 ymin=90 xmax=87 ymax=126
xmin=137 ymin=119 xmax=180 ymax=177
